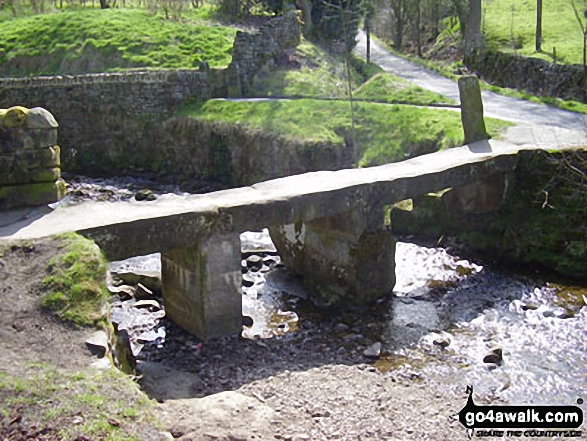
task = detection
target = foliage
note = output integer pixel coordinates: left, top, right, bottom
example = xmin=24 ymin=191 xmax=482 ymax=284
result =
xmin=0 ymin=366 xmax=158 ymax=440
xmin=252 ymin=40 xmax=364 ymax=97
xmin=310 ymin=0 xmax=362 ymax=51
xmin=483 ymin=0 xmax=586 ymax=65
xmin=0 ymin=8 xmax=236 ymax=75
xmin=180 ymin=98 xmax=510 ymax=166
xmin=41 ymin=233 xmax=109 ymax=327
xmin=354 ymin=72 xmax=456 ymax=105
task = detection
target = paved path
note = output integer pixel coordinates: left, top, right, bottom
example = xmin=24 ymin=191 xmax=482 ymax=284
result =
xmin=354 ymin=32 xmax=587 ymax=144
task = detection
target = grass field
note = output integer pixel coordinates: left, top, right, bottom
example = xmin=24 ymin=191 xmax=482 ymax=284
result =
xmin=0 ymin=6 xmax=236 ymax=75
xmin=483 ymin=0 xmax=586 ymax=65
xmin=181 ymin=99 xmax=510 ymax=167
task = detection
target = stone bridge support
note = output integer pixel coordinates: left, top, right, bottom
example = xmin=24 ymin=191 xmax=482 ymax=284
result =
xmin=161 ymin=233 xmax=243 ymax=340
xmin=270 ymin=207 xmax=396 ymax=306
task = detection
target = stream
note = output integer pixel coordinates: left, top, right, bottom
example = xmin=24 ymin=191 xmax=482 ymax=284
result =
xmin=68 ymin=175 xmax=587 ymax=410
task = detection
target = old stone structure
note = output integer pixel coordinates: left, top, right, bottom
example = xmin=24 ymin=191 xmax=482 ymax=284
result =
xmin=0 ymin=106 xmax=64 ymax=209
xmin=467 ymin=50 xmax=587 ymax=103
xmin=0 ymin=12 xmax=302 ymax=180
xmin=1 ymin=140 xmax=553 ymax=339
xmin=227 ymin=11 xmax=300 ymax=97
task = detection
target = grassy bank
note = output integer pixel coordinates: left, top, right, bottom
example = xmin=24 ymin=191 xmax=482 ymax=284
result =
xmin=483 ymin=0 xmax=585 ymax=65
xmin=0 ymin=7 xmax=236 ymax=75
xmin=41 ymin=233 xmax=110 ymax=327
xmin=0 ymin=364 xmax=159 ymax=440
xmin=181 ymin=99 xmax=510 ymax=166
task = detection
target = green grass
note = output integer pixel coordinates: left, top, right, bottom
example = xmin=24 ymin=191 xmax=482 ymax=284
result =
xmin=0 ymin=366 xmax=158 ymax=441
xmin=252 ymin=40 xmax=361 ymax=98
xmin=0 ymin=7 xmax=236 ymax=75
xmin=483 ymin=0 xmax=586 ymax=65
xmin=354 ymin=72 xmax=456 ymax=106
xmin=181 ymin=99 xmax=510 ymax=167
xmin=42 ymin=233 xmax=110 ymax=327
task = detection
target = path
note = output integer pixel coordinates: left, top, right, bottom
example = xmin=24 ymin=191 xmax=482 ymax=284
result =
xmin=354 ymin=32 xmax=587 ymax=145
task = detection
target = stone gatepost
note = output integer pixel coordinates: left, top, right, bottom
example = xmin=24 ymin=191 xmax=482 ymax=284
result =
xmin=270 ymin=208 xmax=396 ymax=306
xmin=458 ymin=75 xmax=489 ymax=145
xmin=161 ymin=233 xmax=243 ymax=340
xmin=0 ymin=106 xmax=65 ymax=210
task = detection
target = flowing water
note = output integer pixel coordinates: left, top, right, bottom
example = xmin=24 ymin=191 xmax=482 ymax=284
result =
xmin=67 ymin=176 xmax=586 ymax=410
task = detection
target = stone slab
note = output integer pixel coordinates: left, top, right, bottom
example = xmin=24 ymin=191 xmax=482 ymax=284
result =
xmin=0 ymin=143 xmax=582 ymax=259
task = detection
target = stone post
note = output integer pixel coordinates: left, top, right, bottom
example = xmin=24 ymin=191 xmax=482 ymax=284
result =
xmin=161 ymin=233 xmax=242 ymax=340
xmin=270 ymin=208 xmax=396 ymax=307
xmin=0 ymin=106 xmax=65 ymax=210
xmin=458 ymin=75 xmax=489 ymax=145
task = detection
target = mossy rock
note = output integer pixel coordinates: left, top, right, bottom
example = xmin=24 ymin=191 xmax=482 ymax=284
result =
xmin=0 ymin=178 xmax=65 ymax=209
xmin=0 ymin=106 xmax=30 ymax=128
xmin=0 ymin=166 xmax=61 ymax=186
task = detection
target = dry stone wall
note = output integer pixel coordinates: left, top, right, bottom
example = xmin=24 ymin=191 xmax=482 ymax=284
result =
xmin=0 ymin=106 xmax=65 ymax=209
xmin=467 ymin=51 xmax=587 ymax=103
xmin=0 ymin=13 xmax=302 ymax=180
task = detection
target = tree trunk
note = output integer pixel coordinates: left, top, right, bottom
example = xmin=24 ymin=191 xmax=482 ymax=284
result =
xmin=297 ymin=0 xmax=313 ymax=36
xmin=416 ymin=0 xmax=422 ymax=57
xmin=99 ymin=0 xmax=109 ymax=8
xmin=366 ymin=21 xmax=371 ymax=64
xmin=464 ymin=0 xmax=483 ymax=60
xmin=536 ymin=0 xmax=542 ymax=51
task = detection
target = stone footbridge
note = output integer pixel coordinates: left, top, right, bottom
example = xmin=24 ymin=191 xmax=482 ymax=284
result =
xmin=0 ymin=141 xmax=579 ymax=340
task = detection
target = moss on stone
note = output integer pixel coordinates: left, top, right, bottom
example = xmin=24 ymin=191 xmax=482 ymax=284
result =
xmin=0 ymin=106 xmax=30 ymax=128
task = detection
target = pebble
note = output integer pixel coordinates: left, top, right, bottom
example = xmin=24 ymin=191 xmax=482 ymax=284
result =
xmin=482 ymin=347 xmax=503 ymax=365
xmin=363 ymin=342 xmax=382 ymax=358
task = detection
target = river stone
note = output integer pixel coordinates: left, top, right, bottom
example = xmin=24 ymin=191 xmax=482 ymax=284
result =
xmin=25 ymin=107 xmax=58 ymax=129
xmin=388 ymin=298 xmax=442 ymax=348
xmin=159 ymin=391 xmax=277 ymax=440
xmin=483 ymin=347 xmax=503 ymax=365
xmin=85 ymin=330 xmax=109 ymax=358
xmin=363 ymin=342 xmax=382 ymax=358
xmin=111 ymin=270 xmax=161 ymax=293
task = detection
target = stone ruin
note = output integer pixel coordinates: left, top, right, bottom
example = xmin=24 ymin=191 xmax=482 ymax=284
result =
xmin=0 ymin=106 xmax=65 ymax=210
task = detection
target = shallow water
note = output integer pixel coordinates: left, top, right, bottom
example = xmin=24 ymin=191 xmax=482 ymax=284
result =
xmin=78 ymin=169 xmax=583 ymax=410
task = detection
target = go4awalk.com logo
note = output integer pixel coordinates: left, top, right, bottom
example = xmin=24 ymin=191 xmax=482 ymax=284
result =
xmin=458 ymin=386 xmax=584 ymax=438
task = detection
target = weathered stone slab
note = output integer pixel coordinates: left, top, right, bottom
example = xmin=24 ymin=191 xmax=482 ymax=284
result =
xmin=161 ymin=233 xmax=242 ymax=340
xmin=0 ymin=146 xmax=60 ymax=172
xmin=0 ymin=179 xmax=65 ymax=209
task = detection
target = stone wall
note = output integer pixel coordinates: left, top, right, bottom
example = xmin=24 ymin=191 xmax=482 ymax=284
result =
xmin=227 ymin=11 xmax=301 ymax=97
xmin=467 ymin=51 xmax=587 ymax=103
xmin=0 ymin=13 xmax=302 ymax=180
xmin=0 ymin=106 xmax=65 ymax=209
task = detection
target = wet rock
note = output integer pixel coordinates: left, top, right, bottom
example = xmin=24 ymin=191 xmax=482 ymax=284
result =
xmin=246 ymin=254 xmax=263 ymax=269
xmin=483 ymin=347 xmax=503 ymax=365
xmin=111 ymin=271 xmax=161 ymax=294
xmin=159 ymin=391 xmax=276 ymax=439
xmin=486 ymin=362 xmax=499 ymax=371
xmin=334 ymin=323 xmax=350 ymax=333
xmin=363 ymin=342 xmax=382 ymax=358
xmin=135 ymin=188 xmax=156 ymax=201
xmin=432 ymin=337 xmax=451 ymax=349
xmin=137 ymin=361 xmax=202 ymax=401
xmin=113 ymin=328 xmax=136 ymax=375
xmin=85 ymin=330 xmax=109 ymax=358
xmin=242 ymin=272 xmax=256 ymax=287
xmin=134 ymin=299 xmax=162 ymax=311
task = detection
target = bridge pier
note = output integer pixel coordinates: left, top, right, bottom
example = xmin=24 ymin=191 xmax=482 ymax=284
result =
xmin=161 ymin=233 xmax=242 ymax=340
xmin=270 ymin=208 xmax=396 ymax=306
